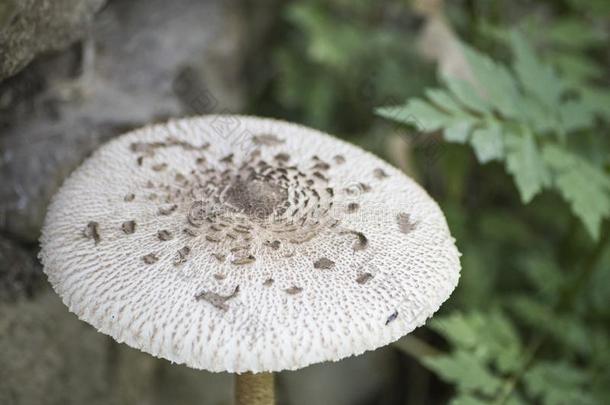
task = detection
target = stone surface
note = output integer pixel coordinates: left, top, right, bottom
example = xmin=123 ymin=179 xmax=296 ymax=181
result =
xmin=0 ymin=0 xmax=248 ymax=241
xmin=0 ymin=0 xmax=106 ymax=80
xmin=0 ymin=287 xmax=234 ymax=405
xmin=0 ymin=236 xmax=42 ymax=301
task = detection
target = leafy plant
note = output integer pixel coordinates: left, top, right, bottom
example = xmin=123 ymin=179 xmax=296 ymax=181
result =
xmin=270 ymin=0 xmax=433 ymax=134
xmin=377 ymin=32 xmax=610 ymax=239
xmin=379 ymin=26 xmax=610 ymax=405
xmin=264 ymin=1 xmax=610 ymax=403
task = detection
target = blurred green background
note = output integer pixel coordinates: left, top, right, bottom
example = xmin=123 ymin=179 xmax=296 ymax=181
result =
xmin=1 ymin=0 xmax=609 ymax=404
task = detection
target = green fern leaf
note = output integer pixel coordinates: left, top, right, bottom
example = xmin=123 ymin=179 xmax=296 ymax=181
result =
xmin=422 ymin=350 xmax=503 ymax=396
xmin=470 ymin=121 xmax=505 ymax=163
xmin=462 ymin=45 xmax=521 ymax=118
xmin=444 ymin=121 xmax=475 ymax=143
xmin=376 ymin=100 xmax=451 ymax=132
xmin=525 ymin=361 xmax=597 ymax=405
xmin=543 ymin=145 xmax=610 ymax=240
xmin=441 ymin=75 xmax=490 ymax=114
xmin=509 ymin=31 xmax=562 ymax=112
xmin=505 ymin=131 xmax=551 ymax=203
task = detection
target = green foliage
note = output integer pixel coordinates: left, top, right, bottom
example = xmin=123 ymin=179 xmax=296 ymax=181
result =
xmin=524 ymin=362 xmax=597 ymax=405
xmin=271 ymin=0 xmax=433 ymax=134
xmin=410 ymin=311 xmax=525 ymax=403
xmin=543 ymin=146 xmax=610 ymax=239
xmin=401 ymin=307 xmax=609 ymax=404
xmin=264 ymin=2 xmax=610 ymax=404
xmin=377 ymin=32 xmax=610 ymax=239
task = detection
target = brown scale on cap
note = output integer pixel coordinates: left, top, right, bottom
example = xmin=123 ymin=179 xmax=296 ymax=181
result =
xmin=130 ymin=137 xmax=209 ymax=155
xmin=173 ymin=246 xmax=191 ymax=266
xmin=183 ymin=228 xmax=198 ymax=237
xmin=274 ymin=153 xmax=290 ymax=162
xmin=231 ymin=255 xmax=256 ymax=266
xmin=347 ymin=203 xmax=360 ymax=213
xmin=313 ymin=257 xmax=335 ymax=269
xmin=341 ymin=231 xmax=368 ymax=251
xmin=195 ymin=286 xmax=239 ymax=311
xmin=158 ymin=205 xmax=178 ymax=215
xmin=373 ymin=168 xmax=389 ymax=179
xmin=212 ymin=253 xmax=226 ymax=263
xmin=83 ymin=221 xmax=101 ymax=245
xmin=220 ymin=154 xmax=234 ymax=164
xmin=157 ymin=230 xmax=173 ymax=241
xmin=356 ymin=272 xmax=374 ymax=284
xmin=122 ymin=220 xmax=136 ymax=234
xmin=285 ymin=286 xmax=302 ymax=295
xmin=252 ymin=134 xmax=284 ymax=146
xmin=385 ymin=310 xmax=399 ymax=325
xmin=397 ymin=213 xmax=418 ymax=234
xmin=143 ymin=253 xmax=159 ymax=264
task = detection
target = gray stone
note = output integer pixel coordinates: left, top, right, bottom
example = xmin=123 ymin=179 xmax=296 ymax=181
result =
xmin=0 ymin=287 xmax=233 ymax=405
xmin=0 ymin=0 xmax=248 ymax=241
xmin=0 ymin=289 xmax=111 ymax=405
xmin=0 ymin=236 xmax=42 ymax=301
xmin=0 ymin=0 xmax=106 ymax=80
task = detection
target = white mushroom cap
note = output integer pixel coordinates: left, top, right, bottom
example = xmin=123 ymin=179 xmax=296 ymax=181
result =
xmin=40 ymin=115 xmax=460 ymax=373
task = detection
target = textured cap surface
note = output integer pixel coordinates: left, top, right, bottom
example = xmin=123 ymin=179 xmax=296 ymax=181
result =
xmin=40 ymin=115 xmax=460 ymax=373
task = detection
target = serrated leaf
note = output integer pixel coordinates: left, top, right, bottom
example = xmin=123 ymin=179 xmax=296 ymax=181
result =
xmin=509 ymin=31 xmax=562 ymax=112
xmin=558 ymin=99 xmax=595 ymax=133
xmin=376 ymin=99 xmax=452 ymax=132
xmin=442 ymin=75 xmax=490 ymax=114
xmin=519 ymin=253 xmax=564 ymax=300
xmin=462 ymin=44 xmax=521 ymax=118
xmin=509 ymin=296 xmax=592 ymax=357
xmin=580 ymin=87 xmax=610 ymax=121
xmin=425 ymin=88 xmax=465 ymax=114
xmin=525 ymin=361 xmax=596 ymax=405
xmin=444 ymin=121 xmax=474 ymax=143
xmin=549 ymin=52 xmax=604 ymax=82
xmin=429 ymin=311 xmax=523 ymax=373
xmin=470 ymin=122 xmax=504 ymax=163
xmin=543 ymin=145 xmax=610 ymax=240
xmin=505 ymin=131 xmax=551 ymax=203
xmin=516 ymin=95 xmax=558 ymax=133
xmin=422 ymin=350 xmax=503 ymax=396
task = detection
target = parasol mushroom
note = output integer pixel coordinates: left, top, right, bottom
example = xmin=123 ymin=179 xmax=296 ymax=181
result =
xmin=39 ymin=115 xmax=460 ymax=404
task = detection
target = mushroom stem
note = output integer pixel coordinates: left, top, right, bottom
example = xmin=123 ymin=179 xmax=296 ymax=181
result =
xmin=235 ymin=372 xmax=275 ymax=405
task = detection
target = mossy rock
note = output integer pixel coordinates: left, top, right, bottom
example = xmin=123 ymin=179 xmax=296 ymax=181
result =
xmin=0 ymin=0 xmax=106 ymax=80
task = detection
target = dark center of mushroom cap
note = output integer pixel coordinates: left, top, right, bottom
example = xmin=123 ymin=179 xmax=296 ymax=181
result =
xmin=222 ymin=175 xmax=289 ymax=219
xmin=119 ymin=135 xmax=393 ymax=277
xmin=127 ymin=139 xmax=345 ymax=265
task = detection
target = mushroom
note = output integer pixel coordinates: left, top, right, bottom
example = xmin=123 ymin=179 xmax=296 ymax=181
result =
xmin=39 ymin=116 xmax=460 ymax=404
